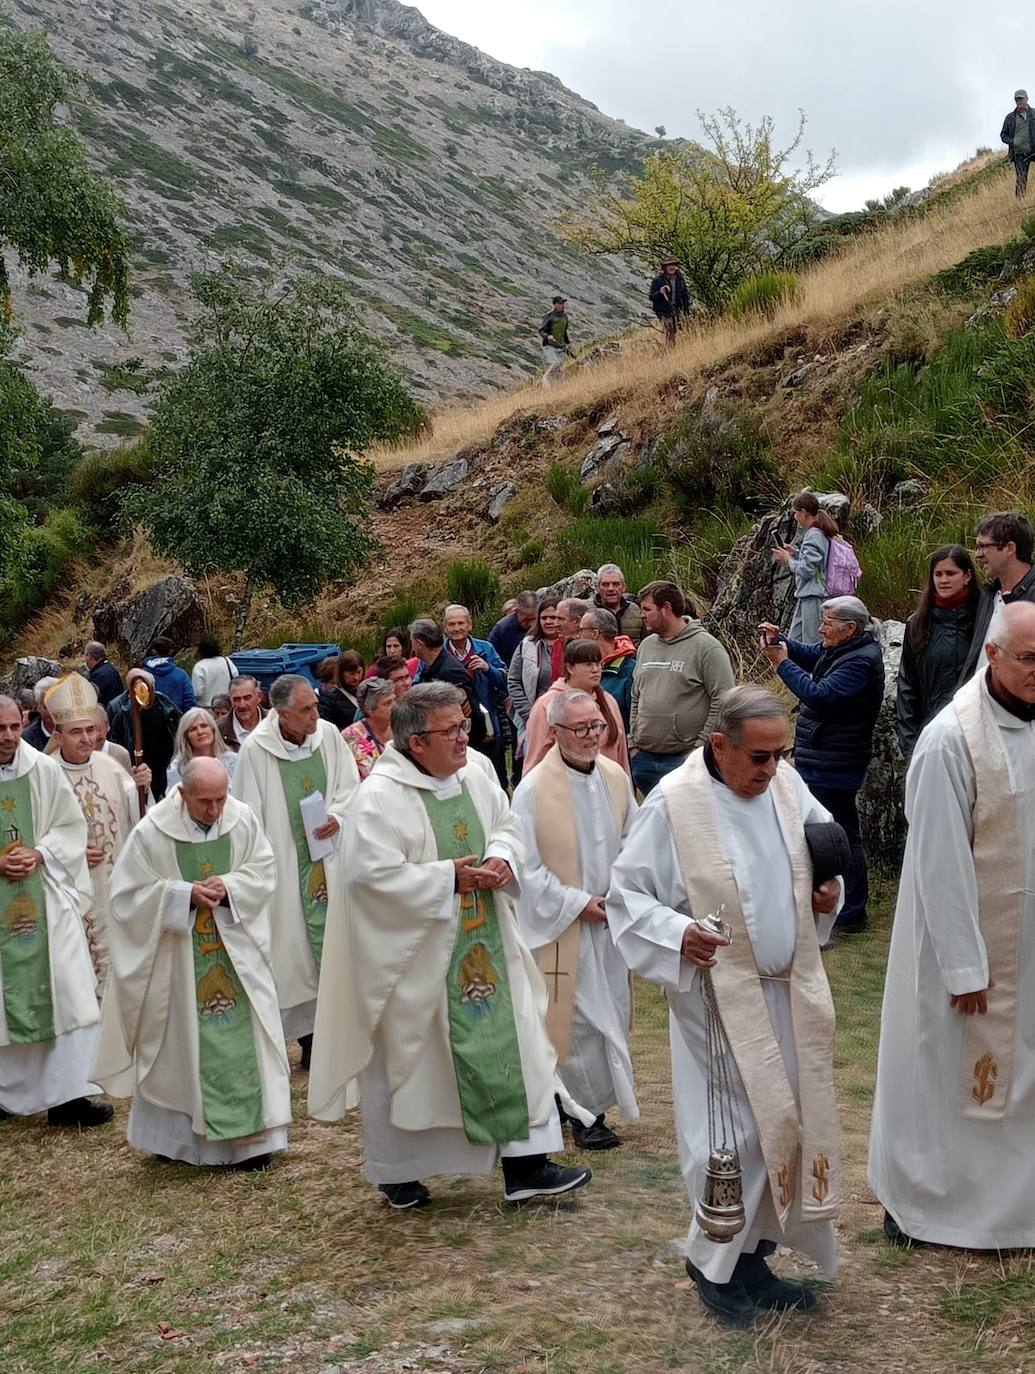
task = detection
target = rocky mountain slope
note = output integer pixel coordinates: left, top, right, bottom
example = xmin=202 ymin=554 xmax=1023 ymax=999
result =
xmin=5 ymin=0 xmax=665 ymax=445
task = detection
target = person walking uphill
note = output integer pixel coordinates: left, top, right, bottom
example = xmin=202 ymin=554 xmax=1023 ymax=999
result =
xmin=649 ymin=258 xmax=694 ymax=345
xmin=1002 ymin=89 xmax=1035 ymax=198
xmin=540 ymin=295 xmax=573 ymax=386
xmin=760 ymin=597 xmax=884 ymax=936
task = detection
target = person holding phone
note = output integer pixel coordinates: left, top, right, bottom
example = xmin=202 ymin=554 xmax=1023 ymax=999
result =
xmin=771 ymin=493 xmax=838 ymax=645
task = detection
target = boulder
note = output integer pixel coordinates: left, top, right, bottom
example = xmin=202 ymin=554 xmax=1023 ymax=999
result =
xmin=890 ymin=478 xmax=925 ymax=510
xmin=0 ymin=656 xmax=64 ymax=696
xmin=856 ymin=503 xmax=883 ymax=537
xmin=419 ymin=457 xmax=468 ymax=500
xmin=705 ymin=509 xmax=798 ymax=650
xmin=989 ymin=285 xmax=1019 ymax=308
xmin=782 ymin=363 xmax=815 ymax=388
xmin=379 ymin=462 xmax=429 ymax=508
xmin=816 ymin=491 xmax=851 ymax=529
xmin=857 ymin=619 xmax=908 ymax=869
xmin=485 ymin=482 xmax=518 ymax=524
xmin=541 ymin=569 xmax=598 ymax=601
xmin=596 ymin=413 xmax=620 ymax=437
xmin=579 ymin=433 xmax=628 ymax=483
xmin=92 ymin=576 xmax=204 ymax=664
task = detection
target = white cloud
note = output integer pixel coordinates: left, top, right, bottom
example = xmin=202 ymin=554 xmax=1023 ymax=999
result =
xmin=412 ymin=0 xmax=1020 ymax=210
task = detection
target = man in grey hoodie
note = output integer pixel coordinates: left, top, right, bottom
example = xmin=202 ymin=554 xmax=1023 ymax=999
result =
xmin=629 ymin=580 xmax=735 ymax=795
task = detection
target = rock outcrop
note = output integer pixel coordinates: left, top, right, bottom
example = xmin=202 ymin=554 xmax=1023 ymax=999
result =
xmin=858 ymin=619 xmax=908 ymax=867
xmin=0 ymin=657 xmax=64 ymax=695
xmin=93 ymin=576 xmax=204 ymax=663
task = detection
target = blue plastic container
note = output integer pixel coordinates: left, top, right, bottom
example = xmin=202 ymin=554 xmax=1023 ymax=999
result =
xmin=229 ymin=642 xmax=342 ymax=691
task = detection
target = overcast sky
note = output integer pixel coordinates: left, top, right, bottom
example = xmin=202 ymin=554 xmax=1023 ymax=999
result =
xmin=414 ymin=0 xmax=1019 ymax=211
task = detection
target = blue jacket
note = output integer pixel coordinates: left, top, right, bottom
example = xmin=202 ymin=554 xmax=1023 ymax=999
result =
xmin=777 ymin=632 xmax=884 ymax=790
xmin=488 ymin=612 xmax=526 ymax=668
xmin=601 ymin=652 xmax=635 ymax=730
xmin=441 ymin=637 xmax=508 ymax=732
xmin=143 ymin=655 xmax=196 ymax=713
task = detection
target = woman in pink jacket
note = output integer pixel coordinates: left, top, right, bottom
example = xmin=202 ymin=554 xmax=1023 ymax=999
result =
xmin=523 ymin=639 xmax=631 ymax=777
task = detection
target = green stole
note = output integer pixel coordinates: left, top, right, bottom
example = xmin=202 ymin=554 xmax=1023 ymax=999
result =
xmin=0 ymin=774 xmax=55 ymax=1044
xmin=421 ymin=784 xmax=529 ymax=1145
xmin=175 ymin=833 xmax=264 ymax=1142
xmin=275 ymin=753 xmax=330 ymax=968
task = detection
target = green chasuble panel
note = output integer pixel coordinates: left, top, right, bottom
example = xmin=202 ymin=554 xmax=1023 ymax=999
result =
xmin=275 ymin=754 xmax=329 ymax=968
xmin=175 ymin=834 xmax=264 ymax=1142
xmin=421 ymin=785 xmax=529 ymax=1145
xmin=0 ymin=775 xmax=55 ymax=1044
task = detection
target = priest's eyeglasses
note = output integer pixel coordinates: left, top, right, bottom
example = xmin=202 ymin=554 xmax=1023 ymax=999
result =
xmin=556 ymin=720 xmax=608 ymax=739
xmin=736 ymin=744 xmax=794 ymax=765
xmin=994 ymin=645 xmax=1035 ymax=666
xmin=418 ymin=719 xmax=473 ymax=740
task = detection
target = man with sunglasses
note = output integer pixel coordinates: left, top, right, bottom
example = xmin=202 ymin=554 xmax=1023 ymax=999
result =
xmin=512 ymin=689 xmax=639 ymax=1151
xmin=309 ymin=682 xmax=591 ymax=1210
xmin=871 ymin=601 xmax=1035 ymax=1253
xmin=959 ymin=511 xmax=1035 ymax=681
xmin=609 ymin=686 xmax=843 ymax=1324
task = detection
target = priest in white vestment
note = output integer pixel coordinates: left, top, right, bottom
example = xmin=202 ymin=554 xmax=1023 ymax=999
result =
xmin=95 ymin=757 xmax=291 ymax=1168
xmin=870 ymin=601 xmax=1035 ymax=1249
xmin=309 ymin=682 xmax=592 ymax=1209
xmin=608 ymin=685 xmax=843 ymax=1324
xmin=0 ymin=695 xmax=112 ymax=1130
xmin=512 ymin=688 xmax=638 ymax=1148
xmin=49 ymin=673 xmax=149 ymax=988
xmin=232 ymin=674 xmax=360 ymax=1062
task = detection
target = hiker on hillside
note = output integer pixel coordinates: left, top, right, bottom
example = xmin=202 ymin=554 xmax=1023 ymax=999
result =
xmin=1001 ymin=89 xmax=1035 ymax=198
xmin=649 ymin=258 xmax=694 ymax=345
xmin=539 ymin=295 xmax=574 ymax=386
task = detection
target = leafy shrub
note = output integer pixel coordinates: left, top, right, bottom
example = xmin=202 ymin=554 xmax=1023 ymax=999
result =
xmin=727 ymin=271 xmax=802 ymax=321
xmin=1002 ymin=277 xmax=1035 ymax=338
xmin=517 ymin=539 xmax=544 ymax=566
xmin=69 ymin=437 xmax=158 ymax=523
xmin=0 ymin=507 xmax=93 ymax=622
xmin=655 ymin=406 xmax=778 ymax=517
xmin=544 ymin=461 xmax=589 ymax=514
xmin=932 ymin=239 xmax=1024 ymax=296
xmin=445 ymin=558 xmax=501 ymax=617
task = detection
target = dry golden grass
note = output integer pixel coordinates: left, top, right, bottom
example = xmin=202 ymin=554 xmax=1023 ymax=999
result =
xmin=376 ymin=156 xmax=1020 ymax=471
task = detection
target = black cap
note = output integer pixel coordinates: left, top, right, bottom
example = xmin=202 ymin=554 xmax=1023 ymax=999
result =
xmin=552 ymin=295 xmax=567 ymax=304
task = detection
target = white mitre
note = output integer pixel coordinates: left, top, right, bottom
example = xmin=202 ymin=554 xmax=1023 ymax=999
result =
xmin=46 ymin=672 xmax=99 ymax=726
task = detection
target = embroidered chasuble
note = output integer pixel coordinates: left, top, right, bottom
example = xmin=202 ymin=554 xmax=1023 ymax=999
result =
xmin=660 ymin=754 xmax=840 ymax=1226
xmin=175 ymin=835 xmax=264 ymax=1141
xmin=420 ymin=785 xmax=530 ymax=1144
xmin=276 ymin=754 xmax=330 ymax=967
xmin=0 ymin=775 xmax=54 ymax=1043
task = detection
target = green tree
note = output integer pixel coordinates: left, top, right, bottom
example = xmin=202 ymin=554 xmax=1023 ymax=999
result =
xmin=127 ymin=265 xmax=428 ymax=646
xmin=0 ymin=21 xmax=130 ymax=326
xmin=560 ymin=108 xmax=835 ymax=311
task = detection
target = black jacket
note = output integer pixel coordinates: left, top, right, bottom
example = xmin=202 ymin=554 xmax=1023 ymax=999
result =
xmin=897 ymin=606 xmax=975 ymax=757
xmin=317 ymin=686 xmax=357 ymax=731
xmin=106 ymin=690 xmax=181 ymax=798
xmin=960 ymin=566 xmax=1035 ymax=680
xmin=777 ymin=632 xmax=885 ymax=790
xmin=22 ymin=718 xmax=52 ymax=752
xmin=1001 ymin=108 xmax=1035 ymax=161
xmin=419 ymin=649 xmax=487 ymax=748
xmin=649 ymin=271 xmax=693 ymax=319
xmin=88 ymin=659 xmax=124 ymax=707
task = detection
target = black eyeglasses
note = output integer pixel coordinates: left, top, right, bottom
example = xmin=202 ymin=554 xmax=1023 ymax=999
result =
xmin=735 ymin=744 xmax=793 ymax=765
xmin=417 ymin=719 xmax=472 ymax=741
xmin=556 ymin=720 xmax=608 ymax=740
xmin=975 ymin=540 xmax=1005 ymax=551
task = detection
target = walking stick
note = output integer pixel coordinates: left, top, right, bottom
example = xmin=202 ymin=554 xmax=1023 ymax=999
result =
xmin=129 ymin=676 xmax=154 ymax=819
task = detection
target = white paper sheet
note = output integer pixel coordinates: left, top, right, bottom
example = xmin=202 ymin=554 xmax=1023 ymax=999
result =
xmin=299 ymin=790 xmax=334 ymax=861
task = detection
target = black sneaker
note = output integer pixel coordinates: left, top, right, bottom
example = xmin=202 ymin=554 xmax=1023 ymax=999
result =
xmin=834 ymin=919 xmax=868 ymax=935
xmin=378 ymin=1181 xmax=431 ymax=1210
xmin=298 ymin=1034 xmax=313 ymax=1070
xmin=734 ymin=1246 xmax=818 ymax=1311
xmin=0 ymin=1106 xmax=12 ymax=1122
xmin=571 ymin=1114 xmax=621 ymax=1151
xmin=685 ymin=1258 xmax=756 ymax=1326
xmin=883 ymin=1209 xmax=926 ymax=1248
xmin=47 ymin=1098 xmax=114 ymax=1129
xmin=502 ymin=1158 xmax=592 ymax=1204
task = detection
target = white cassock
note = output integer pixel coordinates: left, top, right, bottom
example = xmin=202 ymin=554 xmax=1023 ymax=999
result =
xmin=607 ymin=767 xmax=840 ymax=1284
xmin=94 ymin=790 xmax=291 ymax=1165
xmin=869 ymin=681 xmax=1035 ymax=1248
xmin=232 ymin=713 xmax=359 ymax=1038
xmin=0 ymin=745 xmax=98 ymax=1114
xmin=512 ymin=760 xmax=640 ymax=1121
xmin=57 ymin=749 xmax=138 ymax=988
xmin=309 ymin=742 xmax=563 ymax=1183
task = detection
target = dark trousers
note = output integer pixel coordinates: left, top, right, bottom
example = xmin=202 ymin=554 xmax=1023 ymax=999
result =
xmin=1017 ymin=154 xmax=1033 ymax=198
xmin=809 ymin=784 xmax=869 ymax=927
xmin=631 ymin=747 xmax=688 ymax=795
xmin=473 ymin=738 xmax=508 ymax=791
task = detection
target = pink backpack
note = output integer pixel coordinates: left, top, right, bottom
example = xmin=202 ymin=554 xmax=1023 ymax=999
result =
xmin=825 ymin=536 xmax=862 ymax=597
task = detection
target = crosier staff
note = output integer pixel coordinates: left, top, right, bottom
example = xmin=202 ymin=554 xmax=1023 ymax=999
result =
xmin=129 ymin=675 xmax=154 ymax=819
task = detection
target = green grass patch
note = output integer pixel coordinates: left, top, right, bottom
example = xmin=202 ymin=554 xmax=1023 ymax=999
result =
xmin=939 ymin=1267 xmax=1035 ymax=1325
xmin=94 ymin=411 xmax=148 ymax=438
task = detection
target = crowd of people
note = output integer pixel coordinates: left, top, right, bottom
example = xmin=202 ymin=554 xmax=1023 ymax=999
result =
xmin=1 ymin=507 xmax=1033 ymax=1327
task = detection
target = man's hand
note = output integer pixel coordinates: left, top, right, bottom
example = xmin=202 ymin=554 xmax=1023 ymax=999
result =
xmin=454 ymin=855 xmax=483 ymax=893
xmin=191 ymin=878 xmax=227 ymax=909
xmin=86 ymin=845 xmax=106 ymax=870
xmin=661 ymin=284 xmax=671 ymax=298
xmin=131 ymin=763 xmax=152 ymax=791
xmin=812 ymin=879 xmax=840 ymax=915
xmin=579 ymin=896 xmax=607 ymax=925
xmin=680 ymin=920 xmax=730 ymax=968
xmin=468 ymin=655 xmax=489 ymax=673
xmin=0 ymin=846 xmax=43 ymax=880
xmin=950 ymin=981 xmax=994 ymax=1016
xmin=314 ymin=816 xmax=340 ymax=841
xmin=472 ymin=857 xmax=513 ymax=890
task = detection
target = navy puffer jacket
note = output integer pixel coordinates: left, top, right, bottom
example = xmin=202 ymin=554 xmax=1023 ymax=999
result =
xmin=777 ymin=632 xmax=884 ymax=789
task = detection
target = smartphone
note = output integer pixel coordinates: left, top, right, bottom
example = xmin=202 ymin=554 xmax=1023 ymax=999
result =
xmin=770 ymin=529 xmax=785 ymax=548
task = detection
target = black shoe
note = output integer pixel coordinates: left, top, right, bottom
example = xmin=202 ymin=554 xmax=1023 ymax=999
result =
xmin=571 ymin=1113 xmax=621 ymax=1151
xmin=685 ymin=1258 xmax=757 ymax=1326
xmin=502 ymin=1157 xmax=592 ymax=1203
xmin=834 ymin=918 xmax=868 ymax=935
xmin=0 ymin=1106 xmax=12 ymax=1121
xmin=47 ymin=1098 xmax=114 ymax=1129
xmin=153 ymin=1154 xmax=175 ymax=1164
xmin=231 ymin=1152 xmax=272 ymax=1173
xmin=883 ymin=1209 xmax=926 ymax=1248
xmin=734 ymin=1245 xmax=818 ymax=1311
xmin=298 ymin=1034 xmax=313 ymax=1070
xmin=378 ymin=1181 xmax=432 ymax=1210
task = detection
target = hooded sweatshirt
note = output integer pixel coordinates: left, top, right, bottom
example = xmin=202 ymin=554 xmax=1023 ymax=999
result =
xmin=143 ymin=655 xmax=196 ymax=713
xmin=630 ymin=620 xmax=734 ymax=754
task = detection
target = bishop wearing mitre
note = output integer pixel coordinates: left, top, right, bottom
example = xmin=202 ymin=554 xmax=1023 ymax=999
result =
xmin=94 ymin=757 xmax=291 ymax=1169
xmin=48 ymin=673 xmax=148 ymax=987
